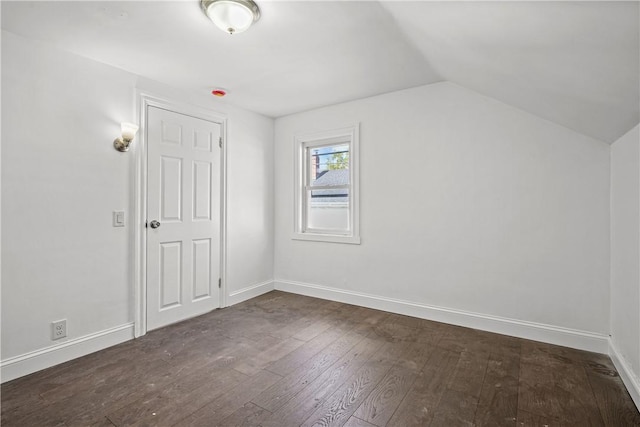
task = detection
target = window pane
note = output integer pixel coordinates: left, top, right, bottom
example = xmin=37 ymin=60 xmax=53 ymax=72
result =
xmin=307 ymin=188 xmax=349 ymax=231
xmin=308 ymin=144 xmax=349 ymax=185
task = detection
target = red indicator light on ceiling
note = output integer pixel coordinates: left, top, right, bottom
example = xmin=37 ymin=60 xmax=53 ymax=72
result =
xmin=211 ymin=89 xmax=226 ymax=97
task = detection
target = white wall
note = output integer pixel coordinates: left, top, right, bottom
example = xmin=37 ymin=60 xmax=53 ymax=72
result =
xmin=1 ymin=31 xmax=274 ymax=372
xmin=2 ymin=31 xmax=136 ymax=362
xmin=274 ymin=82 xmax=611 ymax=341
xmin=610 ymin=124 xmax=640 ymax=398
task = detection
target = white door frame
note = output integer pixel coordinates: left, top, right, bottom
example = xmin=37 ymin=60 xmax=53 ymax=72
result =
xmin=133 ymin=92 xmax=228 ymax=338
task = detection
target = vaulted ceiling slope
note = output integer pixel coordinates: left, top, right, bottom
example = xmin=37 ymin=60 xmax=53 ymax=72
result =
xmin=2 ymin=1 xmax=638 ymax=143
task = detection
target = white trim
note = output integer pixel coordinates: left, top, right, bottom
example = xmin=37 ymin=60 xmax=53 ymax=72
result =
xmin=220 ymin=109 xmax=229 ymax=309
xmin=0 ymin=323 xmax=134 ymax=383
xmin=292 ymin=233 xmax=361 ymax=244
xmin=609 ymin=340 xmax=640 ymax=410
xmin=133 ymin=90 xmax=148 ymax=338
xmin=227 ymin=280 xmax=275 ymax=306
xmin=134 ymin=92 xmax=228 ymax=335
xmin=273 ymin=279 xmax=610 ymax=354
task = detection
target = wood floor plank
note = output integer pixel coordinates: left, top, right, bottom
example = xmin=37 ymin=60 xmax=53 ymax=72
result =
xmin=1 ymin=339 xmax=153 ymax=423
xmin=515 ymin=409 xmax=562 ymax=426
xmin=38 ymin=353 xmax=171 ymax=404
xmin=427 ymin=349 xmax=491 ymax=427
xmin=232 ymin=336 xmax=306 ymax=376
xmin=386 ymin=346 xmax=461 ymax=426
xmin=265 ymin=298 xmax=346 ymax=340
xmin=254 ymin=330 xmax=366 ymax=412
xmin=343 ymin=416 xmax=378 ymax=427
xmin=205 ymin=312 xmax=278 ymax=342
xmin=367 ymin=318 xmax=422 ymax=343
xmin=438 ymin=326 xmax=521 ymax=358
xmin=264 ymin=327 xmax=346 ymax=376
xmin=300 ymin=341 xmax=407 ymax=427
xmin=446 ymin=350 xmax=490 ymax=398
xmin=1 ymin=338 xmax=141 ymax=397
xmin=2 ymin=357 xmax=176 ymax=427
xmin=409 ymin=316 xmax=448 ymax=333
xmin=176 ymin=370 xmax=282 ymax=426
xmin=393 ymin=332 xmax=439 ymax=372
xmin=217 ymin=402 xmax=272 ymax=427
xmin=329 ymin=305 xmax=388 ymax=336
xmin=294 ymin=319 xmax=339 ymax=342
xmin=519 ymin=342 xmax=605 ymax=426
xmin=261 ymin=337 xmax=385 ymax=427
xmin=104 ymin=365 xmax=247 ymax=426
xmin=474 ymin=352 xmax=520 ymax=426
xmin=90 ymin=416 xmax=117 ymax=427
xmin=69 ymin=332 xmax=274 ymax=426
xmin=352 ymin=364 xmax=417 ymax=426
xmin=235 ymin=292 xmax=339 ymax=338
xmin=269 ymin=307 xmax=341 ymax=340
xmin=159 ymin=329 xmax=257 ymax=366
xmin=0 ymin=390 xmax=48 ymax=424
xmin=584 ymin=358 xmax=640 ymax=426
xmin=520 ymin=340 xmax=587 ymax=369
xmin=349 ymin=308 xmax=391 ymax=337
xmin=386 ymin=313 xmax=427 ymax=329
xmin=300 ymin=365 xmax=384 ymax=427
xmin=138 ymin=319 xmax=224 ymax=360
xmin=428 ymin=388 xmax=479 ymax=427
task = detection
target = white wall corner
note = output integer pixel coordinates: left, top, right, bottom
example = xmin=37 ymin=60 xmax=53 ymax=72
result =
xmin=274 ymin=280 xmax=610 ymax=354
xmin=609 ymin=340 xmax=640 ymax=410
xmin=227 ymin=280 xmax=275 ymax=307
xmin=0 ymin=323 xmax=134 ymax=384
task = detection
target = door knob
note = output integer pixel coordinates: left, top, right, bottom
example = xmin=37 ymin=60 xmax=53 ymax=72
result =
xmin=149 ymin=220 xmax=161 ymax=229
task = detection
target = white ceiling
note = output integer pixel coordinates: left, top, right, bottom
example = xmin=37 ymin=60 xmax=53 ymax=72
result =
xmin=2 ymin=1 xmax=638 ymax=143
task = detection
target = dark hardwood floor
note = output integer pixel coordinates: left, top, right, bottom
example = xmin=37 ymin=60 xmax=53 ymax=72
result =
xmin=2 ymin=291 xmax=639 ymax=426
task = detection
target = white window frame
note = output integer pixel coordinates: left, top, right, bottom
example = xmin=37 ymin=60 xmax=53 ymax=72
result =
xmin=293 ymin=124 xmax=360 ymax=244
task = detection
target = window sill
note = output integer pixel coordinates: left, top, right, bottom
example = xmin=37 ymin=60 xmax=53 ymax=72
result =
xmin=292 ymin=233 xmax=361 ymax=245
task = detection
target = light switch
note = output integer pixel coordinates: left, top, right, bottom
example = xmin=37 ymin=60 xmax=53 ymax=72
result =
xmin=113 ymin=211 xmax=125 ymax=227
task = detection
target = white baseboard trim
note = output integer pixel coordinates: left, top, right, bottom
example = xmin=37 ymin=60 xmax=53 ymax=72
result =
xmin=609 ymin=341 xmax=640 ymax=410
xmin=274 ymin=279 xmax=609 ymax=354
xmin=1 ymin=323 xmax=135 ymax=384
xmin=227 ymin=280 xmax=274 ymax=306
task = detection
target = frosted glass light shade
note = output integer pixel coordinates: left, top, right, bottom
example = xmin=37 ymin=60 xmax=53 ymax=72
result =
xmin=121 ymin=122 xmax=139 ymax=141
xmin=202 ymin=0 xmax=260 ymax=34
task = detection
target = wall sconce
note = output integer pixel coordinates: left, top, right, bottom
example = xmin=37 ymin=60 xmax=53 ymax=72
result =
xmin=114 ymin=122 xmax=139 ymax=152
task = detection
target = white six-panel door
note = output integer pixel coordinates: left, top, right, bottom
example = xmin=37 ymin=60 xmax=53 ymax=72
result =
xmin=146 ymin=106 xmax=221 ymax=331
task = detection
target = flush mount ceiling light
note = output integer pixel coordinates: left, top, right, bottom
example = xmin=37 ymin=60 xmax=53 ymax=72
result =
xmin=201 ymin=0 xmax=260 ymax=35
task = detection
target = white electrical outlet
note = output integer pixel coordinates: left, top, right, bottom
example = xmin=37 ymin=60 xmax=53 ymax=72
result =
xmin=52 ymin=319 xmax=67 ymax=340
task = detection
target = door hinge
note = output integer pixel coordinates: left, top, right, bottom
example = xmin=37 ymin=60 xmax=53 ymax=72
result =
xmin=219 ymin=137 xmax=222 ymax=148
xmin=218 ymin=278 xmax=221 ymax=288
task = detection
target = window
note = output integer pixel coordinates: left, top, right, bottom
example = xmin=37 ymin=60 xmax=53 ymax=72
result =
xmin=294 ymin=125 xmax=360 ymax=244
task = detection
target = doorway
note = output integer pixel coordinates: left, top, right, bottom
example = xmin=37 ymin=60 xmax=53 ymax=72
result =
xmin=135 ymin=96 xmax=226 ymax=335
